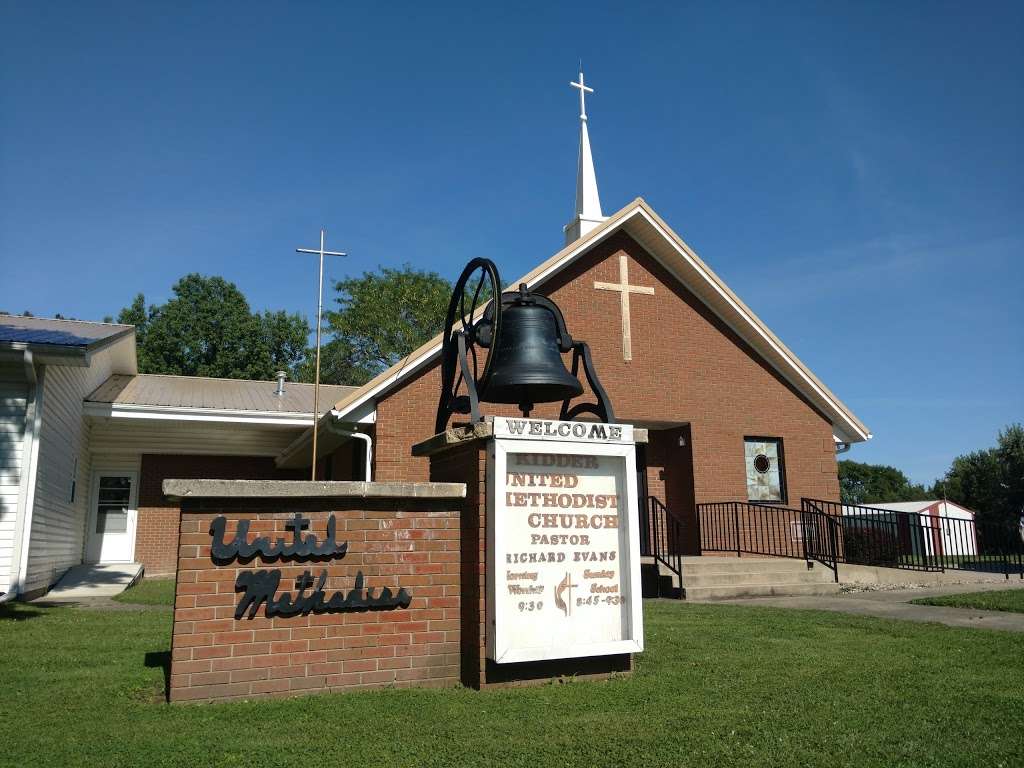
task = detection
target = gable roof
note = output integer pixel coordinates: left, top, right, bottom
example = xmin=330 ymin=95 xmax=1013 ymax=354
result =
xmin=862 ymin=500 xmax=976 ymax=517
xmin=87 ymin=373 xmax=358 ymax=417
xmin=329 ymin=197 xmax=871 ymax=444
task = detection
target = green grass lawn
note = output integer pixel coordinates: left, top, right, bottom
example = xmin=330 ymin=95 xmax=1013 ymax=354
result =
xmin=111 ymin=577 xmax=176 ymax=606
xmin=911 ymin=588 xmax=1024 ymax=614
xmin=1 ymin=600 xmax=1022 ymax=768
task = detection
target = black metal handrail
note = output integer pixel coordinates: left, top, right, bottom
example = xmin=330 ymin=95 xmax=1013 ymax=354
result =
xmin=641 ymin=496 xmax=684 ymax=592
xmin=802 ymin=498 xmax=1024 ymax=579
xmin=695 ymin=501 xmax=839 ymax=581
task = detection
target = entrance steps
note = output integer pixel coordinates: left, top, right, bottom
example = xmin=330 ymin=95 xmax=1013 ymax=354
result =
xmin=642 ymin=556 xmax=840 ymax=600
xmin=42 ymin=563 xmax=143 ymax=601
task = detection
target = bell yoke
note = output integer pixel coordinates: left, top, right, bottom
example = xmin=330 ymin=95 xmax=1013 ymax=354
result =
xmin=435 ymin=257 xmax=614 ymax=432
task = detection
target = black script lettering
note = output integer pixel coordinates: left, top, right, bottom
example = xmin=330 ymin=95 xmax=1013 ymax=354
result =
xmin=210 ymin=513 xmax=348 ymax=564
xmin=234 ymin=569 xmax=412 ymax=619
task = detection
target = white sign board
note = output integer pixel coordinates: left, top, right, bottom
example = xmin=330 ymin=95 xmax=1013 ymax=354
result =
xmin=487 ymin=417 xmax=644 ymax=664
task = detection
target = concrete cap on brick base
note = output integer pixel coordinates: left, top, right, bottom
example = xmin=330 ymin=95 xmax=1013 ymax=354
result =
xmin=412 ymin=418 xmax=648 ymax=459
xmin=412 ymin=422 xmax=494 ymax=458
xmin=162 ymin=479 xmax=466 ymax=500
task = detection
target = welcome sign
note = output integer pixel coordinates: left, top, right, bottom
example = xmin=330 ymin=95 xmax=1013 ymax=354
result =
xmin=487 ymin=417 xmax=644 ymax=664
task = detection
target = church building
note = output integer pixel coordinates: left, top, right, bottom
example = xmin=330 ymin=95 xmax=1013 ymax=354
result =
xmin=0 ymin=72 xmax=869 ymax=599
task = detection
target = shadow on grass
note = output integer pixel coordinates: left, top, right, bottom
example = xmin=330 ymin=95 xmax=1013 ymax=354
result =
xmin=145 ymin=650 xmax=171 ymax=701
xmin=0 ymin=603 xmax=45 ymax=621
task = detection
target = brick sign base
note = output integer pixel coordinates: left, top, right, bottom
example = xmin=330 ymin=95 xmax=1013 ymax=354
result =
xmin=167 ymin=466 xmax=634 ymax=704
xmin=169 ymin=492 xmax=462 ymax=703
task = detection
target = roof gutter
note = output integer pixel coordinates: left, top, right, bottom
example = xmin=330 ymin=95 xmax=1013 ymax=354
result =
xmin=0 ymin=340 xmax=87 ymax=367
xmin=83 ymin=401 xmax=320 ymax=426
xmin=274 ymin=410 xmax=373 ymax=478
xmin=324 ymin=418 xmax=373 ymax=482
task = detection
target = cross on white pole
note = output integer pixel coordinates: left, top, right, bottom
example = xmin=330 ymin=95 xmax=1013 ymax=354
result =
xmin=570 ymin=70 xmax=594 ymax=121
xmin=593 ymin=254 xmax=655 ymax=361
xmin=296 ymin=229 xmax=347 ymax=481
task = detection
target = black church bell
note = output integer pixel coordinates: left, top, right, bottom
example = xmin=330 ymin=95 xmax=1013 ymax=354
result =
xmin=482 ymin=289 xmax=583 ymax=407
xmin=435 ymin=258 xmax=615 ymax=432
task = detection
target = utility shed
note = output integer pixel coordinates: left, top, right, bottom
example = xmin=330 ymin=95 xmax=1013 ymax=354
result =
xmin=862 ymin=500 xmax=979 ymax=558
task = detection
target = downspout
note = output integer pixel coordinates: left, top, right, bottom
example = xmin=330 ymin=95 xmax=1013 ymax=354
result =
xmin=6 ymin=351 xmax=42 ymax=602
xmin=327 ymin=410 xmax=373 ymax=482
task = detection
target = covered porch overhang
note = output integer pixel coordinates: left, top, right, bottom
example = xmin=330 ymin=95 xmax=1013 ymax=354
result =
xmin=275 ymin=409 xmax=374 ymax=480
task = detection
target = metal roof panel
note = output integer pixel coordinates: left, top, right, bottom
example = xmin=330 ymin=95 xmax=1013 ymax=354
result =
xmin=0 ymin=315 xmax=133 ymax=347
xmin=85 ymin=373 xmax=358 ymax=415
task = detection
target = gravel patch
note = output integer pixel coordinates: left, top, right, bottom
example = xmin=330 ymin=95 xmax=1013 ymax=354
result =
xmin=840 ymin=583 xmax=933 ymax=594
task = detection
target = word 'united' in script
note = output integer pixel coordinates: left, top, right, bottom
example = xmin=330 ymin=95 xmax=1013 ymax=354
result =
xmin=208 ymin=513 xmax=412 ymax=620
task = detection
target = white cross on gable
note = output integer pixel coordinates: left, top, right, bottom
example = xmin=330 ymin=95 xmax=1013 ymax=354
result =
xmin=593 ymin=254 xmax=654 ymax=361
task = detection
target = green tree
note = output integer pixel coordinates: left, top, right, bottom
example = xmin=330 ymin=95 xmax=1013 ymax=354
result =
xmin=117 ymin=294 xmax=151 ymax=369
xmin=259 ymin=310 xmax=312 ymax=377
xmin=116 ymin=275 xmax=310 ymax=380
xmin=294 ymin=338 xmax=368 ymax=387
xmin=838 ymin=460 xmax=930 ymax=505
xmin=934 ymin=424 xmax=1024 ymax=526
xmin=311 ymin=265 xmax=452 ymax=386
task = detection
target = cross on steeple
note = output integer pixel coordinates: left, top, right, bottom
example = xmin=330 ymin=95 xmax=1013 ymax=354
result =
xmin=564 ymin=66 xmax=606 ymax=245
xmin=570 ymin=70 xmax=594 ymax=121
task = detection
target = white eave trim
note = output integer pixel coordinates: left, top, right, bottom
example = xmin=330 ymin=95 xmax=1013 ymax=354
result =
xmin=632 ymin=208 xmax=871 ymax=443
xmin=329 ymin=199 xmax=870 ymax=444
xmin=83 ymin=401 xmax=319 ymax=427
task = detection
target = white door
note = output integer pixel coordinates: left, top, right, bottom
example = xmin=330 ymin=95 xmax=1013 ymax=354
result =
xmin=87 ymin=472 xmax=138 ymax=563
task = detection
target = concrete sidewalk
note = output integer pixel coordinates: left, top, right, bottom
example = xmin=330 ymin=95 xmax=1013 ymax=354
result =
xmin=43 ymin=563 xmax=143 ymax=601
xmin=711 ymin=580 xmax=1024 ymax=634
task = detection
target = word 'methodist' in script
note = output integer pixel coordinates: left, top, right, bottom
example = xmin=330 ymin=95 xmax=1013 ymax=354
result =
xmin=209 ymin=513 xmax=411 ymax=620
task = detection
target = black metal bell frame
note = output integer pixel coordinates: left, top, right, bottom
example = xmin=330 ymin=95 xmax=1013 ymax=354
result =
xmin=435 ymin=258 xmax=614 ymax=433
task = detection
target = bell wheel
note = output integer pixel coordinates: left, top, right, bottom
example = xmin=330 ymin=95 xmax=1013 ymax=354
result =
xmin=435 ymin=258 xmax=502 ymax=432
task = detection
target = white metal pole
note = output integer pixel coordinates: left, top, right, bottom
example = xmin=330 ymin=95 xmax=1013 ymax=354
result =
xmin=311 ymin=228 xmax=325 ymax=481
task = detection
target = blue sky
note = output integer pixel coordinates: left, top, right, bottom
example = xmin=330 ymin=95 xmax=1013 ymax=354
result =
xmin=1 ymin=2 xmax=1021 ymax=484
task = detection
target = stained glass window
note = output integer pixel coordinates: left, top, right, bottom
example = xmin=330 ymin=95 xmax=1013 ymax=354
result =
xmin=744 ymin=437 xmax=786 ymax=503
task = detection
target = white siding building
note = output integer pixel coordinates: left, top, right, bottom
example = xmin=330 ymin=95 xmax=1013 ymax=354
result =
xmin=0 ymin=316 xmax=358 ymax=600
xmin=0 ymin=317 xmax=135 ymax=597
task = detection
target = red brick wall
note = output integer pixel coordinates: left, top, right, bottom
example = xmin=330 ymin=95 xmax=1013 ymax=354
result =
xmin=428 ymin=439 xmax=486 ymax=687
xmin=371 ymin=231 xmax=840 ymax=506
xmin=169 ymin=497 xmax=461 ymax=703
xmin=136 ymin=456 xmax=304 ymax=576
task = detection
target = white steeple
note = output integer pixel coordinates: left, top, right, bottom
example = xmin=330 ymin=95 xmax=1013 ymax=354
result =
xmin=563 ymin=68 xmax=607 ymax=245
